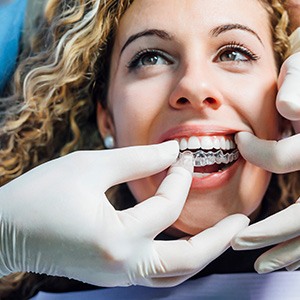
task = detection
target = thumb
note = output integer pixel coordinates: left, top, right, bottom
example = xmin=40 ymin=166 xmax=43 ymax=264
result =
xmin=235 ymin=132 xmax=300 ymax=173
xmin=276 ymin=52 xmax=300 ymax=122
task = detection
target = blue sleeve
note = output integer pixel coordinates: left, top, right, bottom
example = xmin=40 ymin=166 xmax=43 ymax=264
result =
xmin=0 ymin=0 xmax=27 ymax=93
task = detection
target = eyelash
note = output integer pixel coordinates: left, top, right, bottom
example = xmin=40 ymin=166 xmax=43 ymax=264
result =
xmin=127 ymin=42 xmax=260 ymax=70
xmin=127 ymin=49 xmax=173 ymax=70
xmin=217 ymin=42 xmax=260 ymax=62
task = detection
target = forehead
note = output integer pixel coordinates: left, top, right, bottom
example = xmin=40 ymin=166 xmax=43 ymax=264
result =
xmin=115 ymin=0 xmax=271 ymax=46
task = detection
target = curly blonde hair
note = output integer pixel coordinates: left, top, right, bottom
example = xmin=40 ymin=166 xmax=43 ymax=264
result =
xmin=0 ymin=0 xmax=299 ymax=298
xmin=0 ymin=0 xmax=134 ymax=185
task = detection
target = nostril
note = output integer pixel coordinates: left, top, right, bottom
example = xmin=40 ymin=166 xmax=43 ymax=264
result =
xmin=203 ymin=97 xmax=221 ymax=109
xmin=204 ymin=97 xmax=216 ymax=105
xmin=177 ymin=97 xmax=189 ymax=105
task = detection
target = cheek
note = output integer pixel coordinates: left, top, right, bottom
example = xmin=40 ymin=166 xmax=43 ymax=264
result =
xmin=233 ymin=77 xmax=279 ymax=139
xmin=238 ymin=164 xmax=271 ymax=217
xmin=109 ymin=78 xmax=170 ymax=146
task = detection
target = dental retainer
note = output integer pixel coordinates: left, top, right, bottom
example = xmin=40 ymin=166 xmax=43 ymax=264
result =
xmin=180 ymin=149 xmax=240 ymax=167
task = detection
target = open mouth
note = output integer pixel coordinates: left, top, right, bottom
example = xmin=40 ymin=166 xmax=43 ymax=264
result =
xmin=177 ymin=135 xmax=240 ymax=178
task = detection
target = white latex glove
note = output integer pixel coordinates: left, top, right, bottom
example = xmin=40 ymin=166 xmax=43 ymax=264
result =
xmin=277 ymin=28 xmax=300 ymax=132
xmin=231 ymin=29 xmax=300 ymax=274
xmin=232 ymin=200 xmax=300 ymax=273
xmin=0 ymin=141 xmax=249 ymax=287
xmin=234 ymin=30 xmax=300 ymax=173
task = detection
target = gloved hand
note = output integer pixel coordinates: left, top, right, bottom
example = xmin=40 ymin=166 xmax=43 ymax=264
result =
xmin=231 ymin=29 xmax=300 ymax=274
xmin=277 ymin=28 xmax=300 ymax=132
xmin=0 ymin=141 xmax=249 ymax=287
xmin=232 ymin=200 xmax=300 ymax=273
xmin=232 ymin=36 xmax=300 ymax=174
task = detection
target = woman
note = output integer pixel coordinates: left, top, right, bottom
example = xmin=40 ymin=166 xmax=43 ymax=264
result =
xmin=0 ymin=0 xmax=299 ymax=298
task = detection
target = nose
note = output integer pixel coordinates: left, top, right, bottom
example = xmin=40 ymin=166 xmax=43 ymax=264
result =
xmin=169 ymin=64 xmax=223 ymax=111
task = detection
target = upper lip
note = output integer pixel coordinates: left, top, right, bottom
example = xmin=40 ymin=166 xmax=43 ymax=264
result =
xmin=157 ymin=124 xmax=240 ymax=143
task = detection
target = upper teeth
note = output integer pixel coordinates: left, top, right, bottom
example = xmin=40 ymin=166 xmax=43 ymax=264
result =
xmin=177 ymin=136 xmax=236 ymax=151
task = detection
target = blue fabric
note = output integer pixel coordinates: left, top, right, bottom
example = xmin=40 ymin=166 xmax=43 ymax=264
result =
xmin=31 ymin=271 xmax=300 ymax=300
xmin=0 ymin=0 xmax=27 ymax=93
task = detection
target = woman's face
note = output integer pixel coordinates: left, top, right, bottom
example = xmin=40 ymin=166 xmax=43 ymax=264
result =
xmin=98 ymin=0 xmax=280 ymax=236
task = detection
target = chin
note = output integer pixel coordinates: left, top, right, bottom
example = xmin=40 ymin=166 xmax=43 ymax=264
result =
xmin=166 ymin=166 xmax=270 ymax=237
xmin=128 ymin=156 xmax=271 ymax=238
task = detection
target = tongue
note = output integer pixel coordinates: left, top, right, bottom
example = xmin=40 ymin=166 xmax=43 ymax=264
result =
xmin=194 ymin=163 xmax=222 ymax=173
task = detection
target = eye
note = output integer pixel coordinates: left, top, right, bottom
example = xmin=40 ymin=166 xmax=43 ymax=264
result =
xmin=220 ymin=50 xmax=248 ymax=62
xmin=141 ymin=53 xmax=164 ymax=65
xmin=217 ymin=43 xmax=259 ymax=62
xmin=127 ymin=49 xmax=173 ymax=70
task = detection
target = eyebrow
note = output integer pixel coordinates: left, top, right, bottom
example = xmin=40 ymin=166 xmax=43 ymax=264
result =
xmin=211 ymin=23 xmax=263 ymax=45
xmin=120 ymin=29 xmax=173 ymax=54
xmin=120 ymin=23 xmax=263 ymax=55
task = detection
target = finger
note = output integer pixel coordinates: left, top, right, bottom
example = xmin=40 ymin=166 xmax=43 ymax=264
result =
xmin=232 ymin=203 xmax=300 ymax=250
xmin=83 ymin=141 xmax=179 ymax=189
xmin=277 ymin=52 xmax=300 ymax=122
xmin=286 ymin=259 xmax=300 ymax=271
xmin=235 ymin=131 xmax=300 ymax=173
xmin=153 ymin=214 xmax=249 ymax=276
xmin=144 ymin=274 xmax=194 ymax=288
xmin=120 ymin=152 xmax=193 ymax=237
xmin=254 ymin=236 xmax=300 ymax=274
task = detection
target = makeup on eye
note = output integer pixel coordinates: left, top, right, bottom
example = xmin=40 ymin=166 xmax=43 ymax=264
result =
xmin=126 ymin=48 xmax=175 ymax=70
xmin=126 ymin=41 xmax=260 ymax=72
xmin=217 ymin=42 xmax=260 ymax=62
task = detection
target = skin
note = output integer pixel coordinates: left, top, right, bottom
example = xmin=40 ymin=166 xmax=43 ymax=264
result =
xmin=98 ymin=0 xmax=281 ymax=237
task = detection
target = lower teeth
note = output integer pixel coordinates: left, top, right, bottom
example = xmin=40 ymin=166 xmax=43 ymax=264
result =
xmin=193 ymin=172 xmax=211 ymax=178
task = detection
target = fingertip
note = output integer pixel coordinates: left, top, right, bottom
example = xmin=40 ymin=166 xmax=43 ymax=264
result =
xmin=171 ymin=151 xmax=194 ymax=175
xmin=160 ymin=140 xmax=180 ymax=157
xmin=151 ymin=140 xmax=180 ymax=166
xmin=216 ymin=214 xmax=250 ymax=230
xmin=234 ymin=132 xmax=254 ymax=145
xmin=254 ymin=259 xmax=271 ymax=274
xmin=231 ymin=235 xmax=248 ymax=250
xmin=285 ymin=261 xmax=300 ymax=272
xmin=276 ymin=99 xmax=300 ymax=121
xmin=234 ymin=214 xmax=250 ymax=227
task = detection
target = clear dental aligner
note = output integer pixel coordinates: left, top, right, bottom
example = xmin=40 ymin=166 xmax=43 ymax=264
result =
xmin=181 ymin=149 xmax=240 ymax=167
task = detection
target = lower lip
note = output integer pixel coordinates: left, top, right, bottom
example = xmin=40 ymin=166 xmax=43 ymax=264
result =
xmin=191 ymin=157 xmax=243 ymax=190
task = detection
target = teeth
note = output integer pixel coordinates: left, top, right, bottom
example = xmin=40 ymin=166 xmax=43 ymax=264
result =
xmin=193 ymin=172 xmax=211 ymax=178
xmin=224 ymin=139 xmax=229 ymax=150
xmin=178 ymin=149 xmax=239 ymax=168
xmin=201 ymin=136 xmax=214 ymax=150
xmin=193 ymin=149 xmax=239 ymax=167
xmin=220 ymin=136 xmax=226 ymax=149
xmin=213 ymin=137 xmax=220 ymax=149
xmin=188 ymin=136 xmax=201 ymax=150
xmin=178 ymin=135 xmax=236 ymax=151
xmin=179 ymin=138 xmax=188 ymax=151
